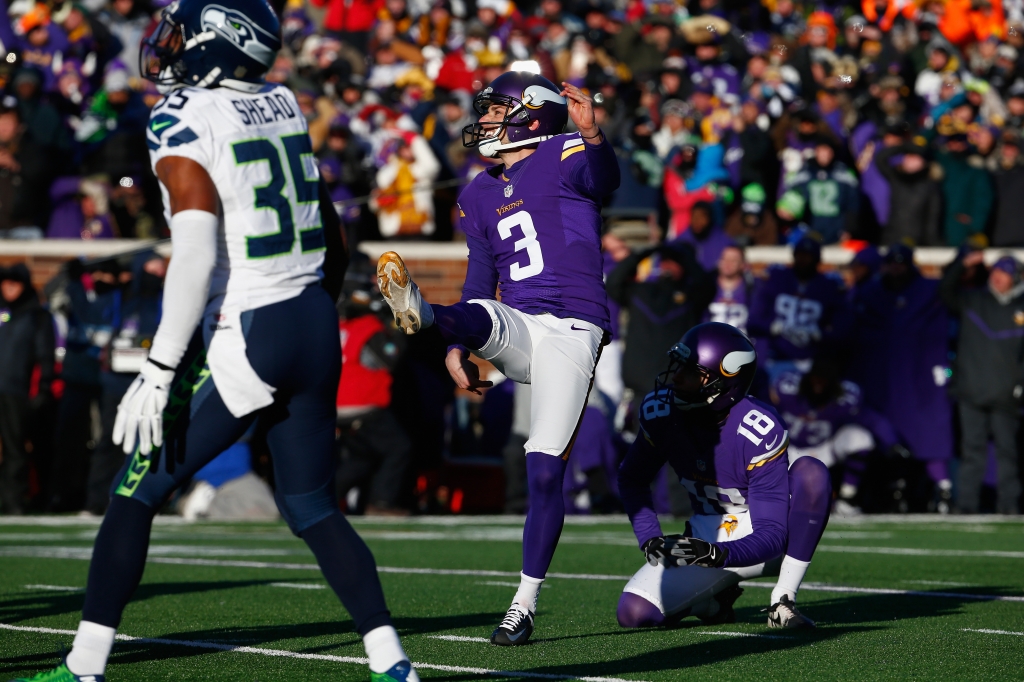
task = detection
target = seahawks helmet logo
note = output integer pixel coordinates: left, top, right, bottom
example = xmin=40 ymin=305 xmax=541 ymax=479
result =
xmin=201 ymin=5 xmax=276 ymax=66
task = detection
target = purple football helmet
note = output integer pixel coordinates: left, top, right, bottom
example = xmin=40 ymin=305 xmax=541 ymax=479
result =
xmin=654 ymin=322 xmax=757 ymax=412
xmin=462 ymin=71 xmax=568 ymax=157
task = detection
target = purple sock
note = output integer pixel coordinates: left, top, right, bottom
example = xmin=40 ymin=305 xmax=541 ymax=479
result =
xmin=522 ymin=452 xmax=568 ymax=579
xmin=786 ymin=457 xmax=832 ymax=562
xmin=430 ymin=302 xmax=493 ymax=350
xmin=926 ymin=459 xmax=950 ymax=483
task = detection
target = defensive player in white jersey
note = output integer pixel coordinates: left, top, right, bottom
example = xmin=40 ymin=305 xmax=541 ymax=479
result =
xmin=14 ymin=2 xmax=418 ymax=681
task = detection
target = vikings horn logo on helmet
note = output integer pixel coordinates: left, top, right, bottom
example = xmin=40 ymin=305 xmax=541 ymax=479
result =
xmin=522 ymin=85 xmax=567 ymax=110
xmin=202 ymin=5 xmax=276 ymax=67
xmin=720 ymin=350 xmax=756 ymax=377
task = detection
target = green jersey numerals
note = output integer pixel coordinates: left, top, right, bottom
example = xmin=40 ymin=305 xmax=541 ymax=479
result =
xmin=233 ymin=133 xmax=323 ymax=259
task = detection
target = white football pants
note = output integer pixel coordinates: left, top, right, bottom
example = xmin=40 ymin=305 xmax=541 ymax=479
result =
xmin=469 ymin=299 xmax=603 ymax=457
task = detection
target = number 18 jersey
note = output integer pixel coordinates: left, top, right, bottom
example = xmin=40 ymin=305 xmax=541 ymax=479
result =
xmin=147 ymin=83 xmax=324 ymax=313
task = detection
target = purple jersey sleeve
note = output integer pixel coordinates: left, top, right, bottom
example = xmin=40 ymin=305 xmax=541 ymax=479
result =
xmin=618 ymin=421 xmax=668 ymax=548
xmin=456 ymin=196 xmax=499 ymax=302
xmin=719 ymin=401 xmax=790 ymax=567
xmin=561 ymin=136 xmax=621 ymax=199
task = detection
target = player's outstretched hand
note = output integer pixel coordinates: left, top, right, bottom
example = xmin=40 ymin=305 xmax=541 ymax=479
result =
xmin=560 ymin=82 xmax=600 ymax=141
xmin=643 ymin=534 xmax=728 ymax=569
xmin=112 ymin=360 xmax=176 ymax=456
xmin=445 ymin=346 xmax=494 ymax=395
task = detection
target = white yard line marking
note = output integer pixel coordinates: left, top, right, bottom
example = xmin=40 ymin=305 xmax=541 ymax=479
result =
xmin=475 ymin=581 xmax=550 ymax=589
xmin=269 ymin=582 xmax=326 ymax=590
xmin=694 ymin=631 xmax=787 ymax=640
xmin=0 ymin=623 xmax=646 ymax=682
xmin=22 ymin=585 xmax=83 ymax=592
xmin=962 ymin=628 xmax=1024 ymax=636
xmin=816 ymin=545 xmax=1024 ymax=559
xmin=743 ymin=581 xmax=1024 ymax=602
xmin=820 ymin=531 xmax=892 ymax=539
xmin=903 ymin=580 xmax=974 ymax=587
xmin=5 ymin=548 xmax=1023 ymax=603
xmin=428 ymin=634 xmax=491 ymax=643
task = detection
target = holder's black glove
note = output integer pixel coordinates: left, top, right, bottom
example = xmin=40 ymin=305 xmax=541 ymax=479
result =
xmin=642 ymin=534 xmax=728 ymax=568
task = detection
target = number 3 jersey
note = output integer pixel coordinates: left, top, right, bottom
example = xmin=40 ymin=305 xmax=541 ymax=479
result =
xmin=147 ymin=84 xmax=324 ymax=314
xmin=456 ymin=133 xmax=620 ymax=333
xmin=619 ymin=391 xmax=791 ymax=568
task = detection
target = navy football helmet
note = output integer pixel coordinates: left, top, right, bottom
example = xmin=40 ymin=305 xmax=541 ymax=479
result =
xmin=655 ymin=322 xmax=757 ymax=412
xmin=141 ymin=0 xmax=281 ymax=91
xmin=462 ymin=71 xmax=568 ymax=157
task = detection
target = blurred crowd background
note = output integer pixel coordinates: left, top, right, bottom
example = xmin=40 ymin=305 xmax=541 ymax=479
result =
xmin=0 ymin=0 xmax=1023 ymax=518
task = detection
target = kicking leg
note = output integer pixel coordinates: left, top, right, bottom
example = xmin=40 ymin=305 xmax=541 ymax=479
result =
xmin=768 ymin=456 xmax=831 ymax=629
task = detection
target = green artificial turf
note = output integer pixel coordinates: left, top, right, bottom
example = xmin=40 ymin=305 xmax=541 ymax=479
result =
xmin=2 ymin=515 xmax=1023 ymax=681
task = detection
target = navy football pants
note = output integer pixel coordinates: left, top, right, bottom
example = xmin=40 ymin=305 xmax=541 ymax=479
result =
xmin=83 ymin=285 xmax=392 ymax=634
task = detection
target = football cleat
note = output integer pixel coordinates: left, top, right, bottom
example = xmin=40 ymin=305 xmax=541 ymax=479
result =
xmin=699 ymin=584 xmax=744 ymax=625
xmin=491 ymin=604 xmax=534 ymax=646
xmin=766 ymin=595 xmax=816 ymax=629
xmin=370 ymin=660 xmax=420 ymax=682
xmin=376 ymin=251 xmax=433 ymax=335
xmin=9 ymin=660 xmax=105 ymax=682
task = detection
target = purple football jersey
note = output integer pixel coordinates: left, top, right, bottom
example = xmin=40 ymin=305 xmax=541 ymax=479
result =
xmin=619 ymin=391 xmax=790 ymax=568
xmin=456 ymin=134 xmax=620 ymax=332
xmin=747 ymin=267 xmax=852 ymax=361
xmin=704 ymin=278 xmax=751 ymax=333
xmin=770 ymin=371 xmax=898 ymax=450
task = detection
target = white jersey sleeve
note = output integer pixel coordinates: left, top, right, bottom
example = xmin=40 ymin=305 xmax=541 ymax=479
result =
xmin=147 ymin=84 xmax=325 ymax=314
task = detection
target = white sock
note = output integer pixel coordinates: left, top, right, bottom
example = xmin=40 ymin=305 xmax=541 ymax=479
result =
xmin=363 ymin=625 xmax=411 ymax=675
xmin=514 ymin=572 xmax=544 ymax=614
xmin=65 ymin=621 xmax=116 ymax=676
xmin=770 ymin=555 xmax=811 ymax=606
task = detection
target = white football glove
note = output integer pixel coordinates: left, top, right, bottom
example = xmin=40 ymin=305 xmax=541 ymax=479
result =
xmin=112 ymin=361 xmax=176 ymax=456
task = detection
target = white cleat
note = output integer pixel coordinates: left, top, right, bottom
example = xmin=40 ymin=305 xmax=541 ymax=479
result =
xmin=833 ymin=498 xmax=862 ymax=517
xmin=376 ymin=251 xmax=433 ymax=335
xmin=766 ymin=595 xmax=816 ymax=629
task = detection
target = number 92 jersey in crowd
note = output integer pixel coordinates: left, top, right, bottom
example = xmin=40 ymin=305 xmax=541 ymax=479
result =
xmin=630 ymin=390 xmax=791 ymax=564
xmin=456 ymin=133 xmax=619 ymax=333
xmin=147 ymin=84 xmax=324 ymax=313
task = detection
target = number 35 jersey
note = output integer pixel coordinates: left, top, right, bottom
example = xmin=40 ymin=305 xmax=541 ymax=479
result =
xmin=147 ymin=84 xmax=324 ymax=313
xmin=456 ymin=134 xmax=620 ymax=333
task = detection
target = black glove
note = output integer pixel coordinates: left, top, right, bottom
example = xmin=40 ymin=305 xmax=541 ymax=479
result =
xmin=642 ymin=534 xmax=728 ymax=568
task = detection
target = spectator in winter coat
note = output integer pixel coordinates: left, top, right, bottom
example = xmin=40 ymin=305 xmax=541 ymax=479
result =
xmin=0 ymin=264 xmax=54 ymax=514
xmin=335 ymin=288 xmax=410 ymax=514
xmin=703 ymin=244 xmax=754 ymax=333
xmin=777 ymin=137 xmax=860 ymax=244
xmin=663 ymin=141 xmax=729 ymax=240
xmin=876 ymin=141 xmax=944 ymax=246
xmin=371 ymin=133 xmax=441 ymax=238
xmin=606 ymin=242 xmax=715 ymax=400
xmin=940 ymin=252 xmax=1024 ymax=514
xmin=0 ymin=98 xmax=60 ymax=234
xmin=748 ymin=236 xmax=852 ymax=372
xmin=673 ymin=201 xmax=733 ymax=273
xmin=990 ymin=137 xmax=1024 ymax=246
xmin=850 ymin=245 xmax=954 ymax=511
xmin=937 ymin=133 xmax=993 ymax=246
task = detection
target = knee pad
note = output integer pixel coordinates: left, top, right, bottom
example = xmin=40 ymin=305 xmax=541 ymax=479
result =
xmin=617 ymin=592 xmax=665 ymax=628
xmin=275 ymin=478 xmax=339 ymax=535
